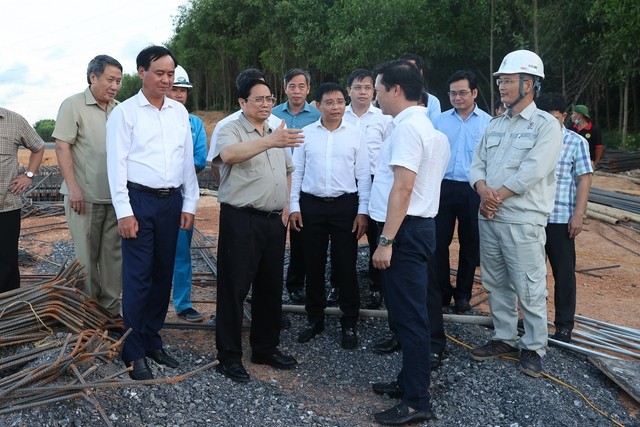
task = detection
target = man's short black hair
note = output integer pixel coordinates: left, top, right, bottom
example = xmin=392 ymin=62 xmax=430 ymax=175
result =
xmin=346 ymin=69 xmax=373 ymax=88
xmin=136 ymin=45 xmax=177 ymax=71
xmin=236 ymin=68 xmax=265 ymax=91
xmin=283 ymin=68 xmax=311 ymax=86
xmin=238 ymin=78 xmax=271 ymax=100
xmin=447 ymin=70 xmax=478 ymax=91
xmin=374 ymin=60 xmax=423 ymax=102
xmin=314 ymin=82 xmax=347 ymax=103
xmin=399 ymin=53 xmax=425 ymax=73
xmin=536 ymin=92 xmax=567 ymax=114
xmin=86 ymin=55 xmax=122 ymax=85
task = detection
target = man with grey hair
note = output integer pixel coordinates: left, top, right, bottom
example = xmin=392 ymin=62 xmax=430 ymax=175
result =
xmin=273 ymin=68 xmax=321 ymax=305
xmin=53 ymin=54 xmax=124 ymax=316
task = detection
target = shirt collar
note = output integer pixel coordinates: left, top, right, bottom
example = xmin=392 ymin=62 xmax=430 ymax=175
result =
xmin=393 ymin=105 xmax=426 ymax=125
xmin=136 ymin=89 xmax=173 ymax=110
xmin=284 ymin=100 xmax=312 ymax=114
xmin=239 ymin=112 xmax=272 ymax=134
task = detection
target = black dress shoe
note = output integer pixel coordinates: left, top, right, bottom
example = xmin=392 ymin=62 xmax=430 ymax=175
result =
xmin=341 ymin=326 xmax=358 ymax=349
xmin=288 ymin=289 xmax=305 ymax=304
xmin=127 ymin=358 xmax=154 ymax=381
xmin=146 ymin=348 xmax=179 ymax=368
xmin=280 ymin=313 xmax=292 ymax=330
xmin=372 ymin=380 xmax=403 ymax=398
xmin=430 ymin=352 xmax=443 ymax=370
xmin=217 ymin=359 xmax=250 ymax=383
xmin=326 ymin=287 xmax=339 ymax=305
xmin=251 ymin=349 xmax=298 ymax=370
xmin=365 ymin=291 xmax=382 ymax=309
xmin=374 ymin=403 xmax=436 ymax=425
xmin=297 ymin=321 xmax=325 ymax=343
xmin=455 ymin=299 xmax=472 ymax=314
xmin=373 ymin=336 xmax=401 ymax=354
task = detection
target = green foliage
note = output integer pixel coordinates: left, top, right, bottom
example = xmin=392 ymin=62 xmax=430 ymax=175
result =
xmin=115 ymin=73 xmax=142 ymax=102
xmin=33 ymin=119 xmax=55 ymax=142
xmin=603 ymin=131 xmax=640 ymax=152
xmin=165 ymin=0 xmax=638 ymax=134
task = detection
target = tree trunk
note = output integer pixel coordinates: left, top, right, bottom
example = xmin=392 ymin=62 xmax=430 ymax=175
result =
xmin=533 ymin=0 xmax=539 ymax=54
xmin=490 ymin=0 xmax=495 ymax=114
xmin=622 ymin=74 xmax=629 ymax=149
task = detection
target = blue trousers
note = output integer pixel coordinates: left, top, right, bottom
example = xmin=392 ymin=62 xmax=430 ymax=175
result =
xmin=172 ymin=227 xmax=194 ymax=313
xmin=121 ymin=188 xmax=182 ymax=363
xmin=382 ymin=216 xmax=434 ymax=411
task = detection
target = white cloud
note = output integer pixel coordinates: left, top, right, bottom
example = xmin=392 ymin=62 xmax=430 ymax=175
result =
xmin=0 ymin=0 xmax=186 ymax=124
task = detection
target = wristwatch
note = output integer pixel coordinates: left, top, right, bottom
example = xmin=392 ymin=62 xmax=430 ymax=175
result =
xmin=24 ymin=171 xmax=34 ymax=179
xmin=378 ymin=235 xmax=395 ymax=247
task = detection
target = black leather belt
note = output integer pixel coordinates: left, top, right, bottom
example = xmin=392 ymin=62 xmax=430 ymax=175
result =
xmin=301 ymin=191 xmax=356 ymax=203
xmin=127 ymin=181 xmax=182 ymax=197
xmin=222 ymin=203 xmax=282 ymax=219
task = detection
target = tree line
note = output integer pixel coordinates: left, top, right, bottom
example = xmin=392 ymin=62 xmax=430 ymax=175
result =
xmin=117 ymin=0 xmax=638 ymax=149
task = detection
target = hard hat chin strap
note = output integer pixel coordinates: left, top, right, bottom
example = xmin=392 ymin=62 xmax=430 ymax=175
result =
xmin=506 ymin=74 xmax=529 ymax=115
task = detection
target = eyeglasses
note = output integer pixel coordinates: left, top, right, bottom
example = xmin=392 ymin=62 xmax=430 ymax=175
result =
xmin=321 ymin=99 xmax=346 ymax=107
xmin=495 ymin=79 xmax=516 ymax=86
xmin=447 ymin=90 xmax=472 ymax=97
xmin=246 ymin=96 xmax=276 ymax=105
xmin=350 ymin=85 xmax=374 ymax=92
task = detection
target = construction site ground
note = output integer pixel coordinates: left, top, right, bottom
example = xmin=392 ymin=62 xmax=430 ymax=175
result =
xmin=15 ymin=111 xmax=640 ymax=421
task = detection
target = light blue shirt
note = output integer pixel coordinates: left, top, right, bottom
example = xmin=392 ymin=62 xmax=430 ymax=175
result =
xmin=272 ymin=101 xmax=320 ymax=129
xmin=434 ymin=104 xmax=491 ymax=182
xmin=426 ymin=93 xmax=441 ymax=122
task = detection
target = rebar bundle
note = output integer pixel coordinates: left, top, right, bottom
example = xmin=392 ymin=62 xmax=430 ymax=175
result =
xmin=0 ymin=261 xmax=121 ymax=347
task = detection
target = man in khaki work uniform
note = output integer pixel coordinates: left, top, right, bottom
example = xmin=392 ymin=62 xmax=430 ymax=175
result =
xmin=212 ymin=78 xmax=304 ymax=383
xmin=53 ymin=54 xmax=123 ymax=316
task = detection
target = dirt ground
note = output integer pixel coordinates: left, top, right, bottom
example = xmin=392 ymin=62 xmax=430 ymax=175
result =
xmin=18 ymin=110 xmax=640 ymax=332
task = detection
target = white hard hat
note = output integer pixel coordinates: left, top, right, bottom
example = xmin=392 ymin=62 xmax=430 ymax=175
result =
xmin=494 ymin=50 xmax=545 ymax=79
xmin=173 ymin=65 xmax=193 ymax=88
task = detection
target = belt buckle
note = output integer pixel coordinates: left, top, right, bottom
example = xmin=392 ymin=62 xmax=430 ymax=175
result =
xmin=157 ymin=188 xmax=171 ymax=197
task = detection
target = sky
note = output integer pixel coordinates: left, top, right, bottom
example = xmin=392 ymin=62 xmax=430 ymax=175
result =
xmin=1 ymin=0 xmax=187 ymax=125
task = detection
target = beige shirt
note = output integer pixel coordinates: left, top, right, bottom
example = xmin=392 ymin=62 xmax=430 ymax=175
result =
xmin=213 ymin=113 xmax=294 ymax=212
xmin=469 ymin=101 xmax=562 ymax=226
xmin=52 ymin=87 xmax=117 ymax=203
xmin=0 ymin=107 xmax=44 ymax=212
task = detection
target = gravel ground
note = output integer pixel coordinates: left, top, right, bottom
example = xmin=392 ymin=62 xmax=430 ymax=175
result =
xmin=5 ymin=245 xmax=638 ymax=427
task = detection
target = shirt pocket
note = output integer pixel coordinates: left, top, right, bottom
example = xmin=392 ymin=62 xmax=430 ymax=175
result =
xmin=505 ymin=135 xmax=534 ymax=167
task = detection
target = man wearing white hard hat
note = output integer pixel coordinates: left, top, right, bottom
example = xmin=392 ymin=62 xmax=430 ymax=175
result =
xmin=468 ymin=49 xmax=562 ymax=377
xmin=167 ymin=65 xmax=208 ymax=322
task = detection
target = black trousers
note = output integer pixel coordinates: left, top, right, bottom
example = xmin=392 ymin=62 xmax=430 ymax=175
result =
xmin=0 ymin=209 xmax=21 ymax=293
xmin=216 ymin=204 xmax=286 ymax=361
xmin=300 ymin=192 xmax=360 ymax=326
xmin=545 ymin=223 xmax=577 ymax=331
xmin=435 ymin=180 xmax=480 ymax=305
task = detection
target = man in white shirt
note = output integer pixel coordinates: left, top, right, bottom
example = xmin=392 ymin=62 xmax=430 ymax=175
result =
xmin=290 ymin=82 xmax=370 ymax=350
xmin=106 ymin=46 xmax=199 ymax=381
xmin=368 ymin=59 xmax=450 ymax=426
xmin=343 ymin=68 xmax=392 ymax=310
